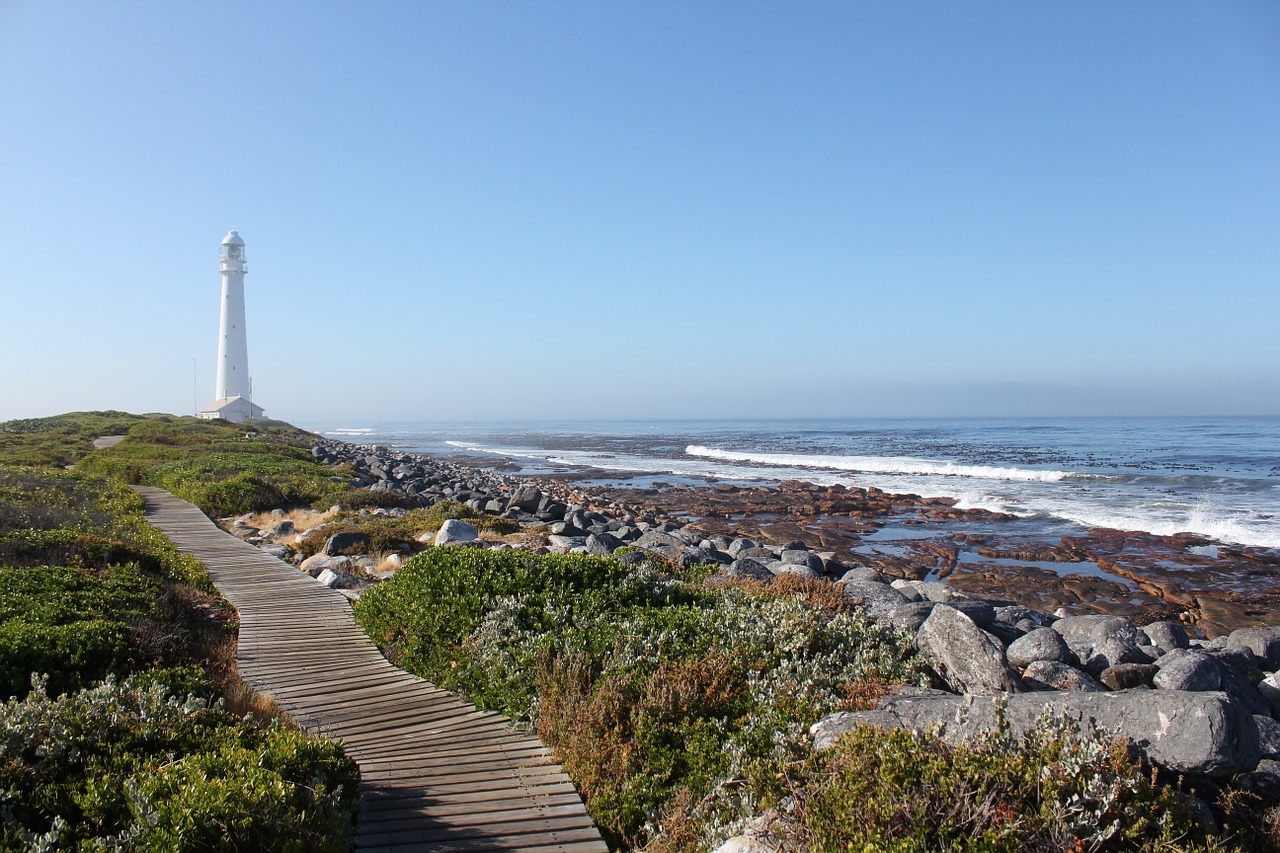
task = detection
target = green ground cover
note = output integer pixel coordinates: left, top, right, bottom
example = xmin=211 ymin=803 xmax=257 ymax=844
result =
xmin=0 ymin=418 xmax=361 ymax=850
xmin=75 ymin=415 xmax=346 ymax=517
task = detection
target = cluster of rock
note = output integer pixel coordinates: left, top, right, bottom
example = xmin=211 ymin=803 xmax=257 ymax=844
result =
xmin=812 ymin=568 xmax=1280 ymax=783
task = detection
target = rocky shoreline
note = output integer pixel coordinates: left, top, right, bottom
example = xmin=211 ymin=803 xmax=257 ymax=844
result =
xmin=226 ymin=437 xmax=1280 ymax=818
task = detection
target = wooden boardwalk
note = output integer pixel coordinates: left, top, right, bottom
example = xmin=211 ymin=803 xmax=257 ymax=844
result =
xmin=137 ymin=487 xmax=608 ymax=853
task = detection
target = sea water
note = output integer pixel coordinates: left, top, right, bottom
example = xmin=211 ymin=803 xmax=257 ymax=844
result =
xmin=309 ymin=417 xmax=1280 ymax=549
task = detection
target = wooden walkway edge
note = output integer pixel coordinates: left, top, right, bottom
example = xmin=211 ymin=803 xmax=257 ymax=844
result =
xmin=136 ymin=487 xmax=608 ymax=853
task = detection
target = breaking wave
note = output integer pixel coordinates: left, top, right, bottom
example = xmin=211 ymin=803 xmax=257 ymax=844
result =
xmin=684 ymin=445 xmax=1098 ymax=483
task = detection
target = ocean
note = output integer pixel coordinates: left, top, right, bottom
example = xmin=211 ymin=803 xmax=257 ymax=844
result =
xmin=307 ymin=417 xmax=1280 ymax=550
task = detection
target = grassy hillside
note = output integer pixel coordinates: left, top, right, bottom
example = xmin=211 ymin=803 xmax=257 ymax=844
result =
xmin=0 ymin=414 xmax=360 ymax=849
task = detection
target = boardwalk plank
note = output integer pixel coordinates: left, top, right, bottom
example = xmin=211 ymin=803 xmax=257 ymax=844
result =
xmin=136 ymin=487 xmax=606 ymax=853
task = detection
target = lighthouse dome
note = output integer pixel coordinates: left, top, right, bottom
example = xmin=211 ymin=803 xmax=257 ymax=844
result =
xmin=221 ymin=230 xmax=245 ymax=246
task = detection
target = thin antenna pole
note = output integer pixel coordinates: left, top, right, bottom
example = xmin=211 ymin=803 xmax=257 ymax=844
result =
xmin=192 ymin=358 xmax=198 ymax=415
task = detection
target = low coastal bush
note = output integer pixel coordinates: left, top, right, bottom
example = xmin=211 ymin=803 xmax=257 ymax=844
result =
xmin=785 ymin=717 xmax=1208 ymax=853
xmin=0 ymin=461 xmax=361 ymax=847
xmin=0 ymin=676 xmax=358 ymax=851
xmin=0 ymin=410 xmax=152 ymax=467
xmin=76 ymin=416 xmax=346 ymax=517
xmin=354 ymin=548 xmax=925 ymax=848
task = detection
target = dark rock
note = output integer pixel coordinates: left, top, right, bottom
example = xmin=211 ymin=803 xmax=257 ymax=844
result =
xmin=877 ymin=690 xmax=1260 ymax=778
xmin=887 ymin=601 xmax=936 ymax=633
xmin=916 ymin=605 xmax=1021 ymax=695
xmin=1007 ymin=627 xmax=1074 ymax=670
xmin=1052 ymin=614 xmax=1144 ymax=663
xmin=944 ymin=598 xmax=996 ymax=629
xmin=1207 ymin=647 xmax=1265 ymax=687
xmin=1142 ymin=620 xmax=1190 ymax=654
xmin=506 ymin=485 xmax=543 ymax=513
xmin=586 ymin=532 xmax=623 ymax=556
xmin=266 ymin=520 xmax=295 ymax=538
xmin=323 ymin=531 xmax=371 ymax=556
xmin=549 ymin=521 xmax=587 ymax=537
xmin=616 ymin=550 xmax=648 ymax=567
xmin=1235 ymin=758 xmax=1280 ymax=800
xmin=726 ymin=558 xmax=774 ymax=581
xmin=1227 ymin=627 xmax=1280 ymax=672
xmin=1100 ymin=663 xmax=1160 ymax=690
xmin=737 ymin=546 xmax=778 ymax=564
xmin=1153 ymin=650 xmax=1222 ymax=692
xmin=677 ymin=547 xmax=716 ymax=568
xmin=1255 ymin=715 xmax=1280 ymax=759
xmin=1022 ymin=661 xmax=1103 ymax=693
xmin=780 ymin=549 xmax=824 ymax=572
xmin=1085 ymin=638 xmax=1155 ymax=677
xmin=995 ymin=606 xmax=1056 ymax=629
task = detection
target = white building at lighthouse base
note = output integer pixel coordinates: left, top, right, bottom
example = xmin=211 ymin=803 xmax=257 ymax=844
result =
xmin=199 ymin=395 xmax=265 ymax=422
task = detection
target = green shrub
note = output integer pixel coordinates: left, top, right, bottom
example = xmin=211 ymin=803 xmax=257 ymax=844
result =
xmin=354 ymin=549 xmax=925 ymax=848
xmin=787 ymin=717 xmax=1210 ymax=853
xmin=0 ymin=676 xmax=358 ymax=851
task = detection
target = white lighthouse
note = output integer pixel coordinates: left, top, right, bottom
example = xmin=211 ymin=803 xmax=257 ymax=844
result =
xmin=199 ymin=229 xmax=265 ymax=423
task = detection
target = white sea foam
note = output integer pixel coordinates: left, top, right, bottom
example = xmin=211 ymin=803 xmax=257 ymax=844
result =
xmin=685 ymin=445 xmax=1091 ymax=483
xmin=327 ymin=428 xmax=375 ymax=436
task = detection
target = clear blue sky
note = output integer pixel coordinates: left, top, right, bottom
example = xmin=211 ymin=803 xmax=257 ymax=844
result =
xmin=2 ymin=0 xmax=1277 ymax=423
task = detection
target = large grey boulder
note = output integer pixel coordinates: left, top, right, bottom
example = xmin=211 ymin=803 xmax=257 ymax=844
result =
xmin=323 ymin=531 xmax=371 ymax=556
xmin=1153 ymin=650 xmax=1221 ymax=692
xmin=842 ymin=580 xmax=910 ymax=620
xmin=585 ymin=532 xmax=623 ymax=556
xmin=1084 ymin=637 xmax=1154 ymax=676
xmin=1255 ymin=715 xmax=1280 ymax=760
xmin=916 ymin=604 xmax=1021 ymax=695
xmin=434 ymin=518 xmax=479 ymax=546
xmin=300 ymin=554 xmax=355 ymax=577
xmin=1257 ymin=673 xmax=1280 ymax=717
xmin=780 ymin=549 xmax=824 ymax=572
xmin=887 ymin=601 xmax=936 ymax=633
xmin=1143 ymin=621 xmax=1190 ymax=654
xmin=724 ymin=558 xmax=774 ymax=581
xmin=633 ymin=530 xmax=685 ymax=561
xmin=266 ymin=519 xmax=295 ymax=538
xmin=1208 ymin=647 xmax=1266 ymax=687
xmin=1022 ymin=661 xmax=1103 ymax=693
xmin=843 ymin=567 xmax=888 ymax=584
xmin=772 ymin=562 xmax=821 ymax=578
xmin=315 ymin=568 xmax=362 ymax=590
xmin=736 ymin=546 xmax=778 ymax=565
xmin=1052 ymin=615 xmax=1145 ymax=662
xmin=875 ymin=690 xmax=1260 ymax=778
xmin=506 ymin=486 xmax=543 ymax=513
xmin=1227 ymin=627 xmax=1280 ymax=671
xmin=1007 ymin=627 xmax=1074 ymax=670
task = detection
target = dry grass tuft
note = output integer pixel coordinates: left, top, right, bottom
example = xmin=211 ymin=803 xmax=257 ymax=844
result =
xmin=241 ymin=508 xmax=334 ymax=539
xmin=712 ymin=573 xmax=852 ymax=614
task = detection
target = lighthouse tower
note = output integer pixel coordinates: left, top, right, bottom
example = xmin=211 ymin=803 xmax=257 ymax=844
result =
xmin=199 ymin=229 xmax=265 ymax=422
